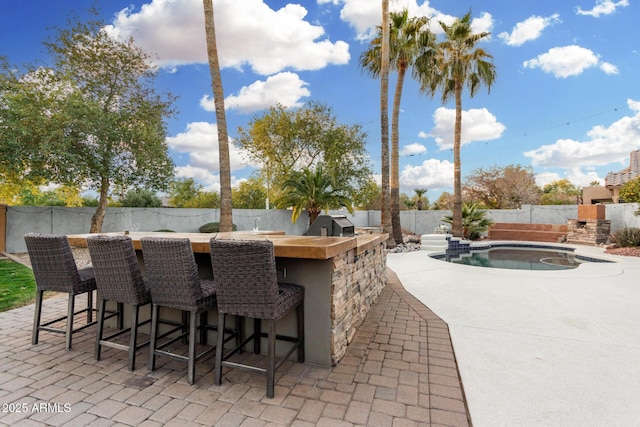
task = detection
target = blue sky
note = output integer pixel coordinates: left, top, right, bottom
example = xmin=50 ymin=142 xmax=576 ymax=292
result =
xmin=2 ymin=0 xmax=639 ymax=202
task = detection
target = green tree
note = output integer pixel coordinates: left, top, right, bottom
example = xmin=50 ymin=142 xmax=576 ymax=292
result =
xmin=184 ymin=191 xmax=220 ymax=208
xmin=168 ymin=178 xmax=202 ymax=208
xmin=414 ymin=188 xmax=428 ymax=210
xmin=442 ymin=202 xmax=493 ymax=240
xmin=232 ymin=177 xmax=267 ymax=209
xmin=120 ymin=188 xmax=162 ymax=207
xmin=464 ymin=165 xmax=540 ymax=209
xmin=235 ymin=101 xmax=372 ymax=204
xmin=619 ymin=176 xmax=640 ymax=203
xmin=540 ymin=179 xmax=581 ymax=205
xmin=0 ymin=14 xmax=176 ymax=232
xmin=203 ymin=0 xmax=233 ymax=231
xmin=360 ymin=9 xmax=434 ymax=244
xmin=276 ymin=165 xmax=354 ymax=226
xmin=354 ymin=179 xmax=382 ymax=211
xmin=414 ymin=11 xmax=497 ymax=237
xmin=433 ymin=191 xmax=454 ymax=210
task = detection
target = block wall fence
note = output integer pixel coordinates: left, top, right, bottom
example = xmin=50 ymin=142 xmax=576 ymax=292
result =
xmin=1 ymin=203 xmax=639 ymax=254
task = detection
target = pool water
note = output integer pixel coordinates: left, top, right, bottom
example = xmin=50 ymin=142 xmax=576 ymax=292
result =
xmin=431 ymin=244 xmax=614 ymax=270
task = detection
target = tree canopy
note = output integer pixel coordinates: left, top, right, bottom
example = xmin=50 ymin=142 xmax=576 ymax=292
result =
xmin=464 ymin=165 xmax=540 ymax=209
xmin=540 ymin=179 xmax=581 ymax=205
xmin=235 ymin=101 xmax=372 ymax=211
xmin=0 ymin=12 xmax=175 ymax=232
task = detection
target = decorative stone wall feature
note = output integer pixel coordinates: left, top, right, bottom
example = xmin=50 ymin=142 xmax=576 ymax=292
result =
xmin=329 ymin=242 xmax=387 ymax=364
xmin=567 ymin=219 xmax=611 ymax=245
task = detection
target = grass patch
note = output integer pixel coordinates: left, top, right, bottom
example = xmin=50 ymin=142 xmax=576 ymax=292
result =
xmin=0 ymin=259 xmax=37 ymax=312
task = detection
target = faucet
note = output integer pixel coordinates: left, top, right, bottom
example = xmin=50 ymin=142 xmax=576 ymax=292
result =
xmin=253 ymin=217 xmax=260 ymax=232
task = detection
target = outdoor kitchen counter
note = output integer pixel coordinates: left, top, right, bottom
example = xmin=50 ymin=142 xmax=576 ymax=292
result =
xmin=67 ymin=231 xmax=389 ymax=365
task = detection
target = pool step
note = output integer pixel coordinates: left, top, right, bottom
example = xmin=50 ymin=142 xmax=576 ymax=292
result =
xmin=420 ymin=234 xmax=450 ymax=252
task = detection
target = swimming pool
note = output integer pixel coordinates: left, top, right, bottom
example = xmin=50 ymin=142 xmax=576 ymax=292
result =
xmin=430 ymin=243 xmax=614 ymax=270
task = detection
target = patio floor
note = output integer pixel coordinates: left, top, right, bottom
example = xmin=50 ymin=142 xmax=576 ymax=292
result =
xmin=0 ymin=267 xmax=470 ymax=426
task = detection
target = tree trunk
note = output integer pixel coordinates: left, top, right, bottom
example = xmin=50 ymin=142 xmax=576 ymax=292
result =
xmin=390 ymin=65 xmax=407 ymax=244
xmin=90 ymin=176 xmax=109 ymax=233
xmin=452 ymin=82 xmax=463 ymax=238
xmin=203 ymin=0 xmax=233 ymax=232
xmin=380 ymin=0 xmax=395 ymax=248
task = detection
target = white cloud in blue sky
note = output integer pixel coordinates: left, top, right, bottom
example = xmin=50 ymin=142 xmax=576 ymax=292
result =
xmin=498 ymin=14 xmax=561 ymax=46
xmin=576 ymin=0 xmax=629 ymax=17
xmin=523 ymin=45 xmax=615 ymax=78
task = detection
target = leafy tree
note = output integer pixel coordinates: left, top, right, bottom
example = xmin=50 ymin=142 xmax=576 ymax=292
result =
xmin=442 ymin=202 xmax=494 ymax=240
xmin=184 ymin=191 xmax=220 ymax=209
xmin=168 ymin=178 xmax=202 ymax=208
xmin=540 ymin=179 xmax=581 ymax=205
xmin=590 ymin=180 xmax=601 ymax=186
xmin=0 ymin=13 xmax=176 ymax=232
xmin=235 ymin=101 xmax=372 ymax=204
xmin=414 ymin=188 xmax=428 ymax=210
xmin=276 ymin=165 xmax=354 ymax=226
xmin=203 ymin=0 xmax=233 ymax=231
xmin=464 ymin=165 xmax=540 ymax=209
xmin=433 ymin=191 xmax=454 ymax=210
xmin=619 ymin=176 xmax=640 ymax=203
xmin=82 ymin=197 xmax=99 ymax=207
xmin=360 ymin=9 xmax=434 ymax=244
xmin=414 ymin=11 xmax=497 ymax=237
xmin=232 ymin=177 xmax=267 ymax=209
xmin=120 ymin=188 xmax=162 ymax=207
xmin=354 ymin=179 xmax=382 ymax=211
xmin=19 ymin=189 xmax=66 ymax=206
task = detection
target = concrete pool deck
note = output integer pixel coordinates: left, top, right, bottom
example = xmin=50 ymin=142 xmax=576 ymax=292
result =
xmin=387 ymin=242 xmax=640 ymax=426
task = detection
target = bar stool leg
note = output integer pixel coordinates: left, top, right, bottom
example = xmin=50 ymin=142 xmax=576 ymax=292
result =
xmin=65 ymin=295 xmax=76 ymax=351
xmin=128 ymin=305 xmax=140 ymax=371
xmin=214 ymin=312 xmax=226 ymax=386
xmin=266 ymin=319 xmax=276 ymax=398
xmin=32 ymin=290 xmax=44 ymax=345
xmin=188 ymin=311 xmax=197 ymax=385
xmin=95 ymin=297 xmax=107 ymax=360
xmin=148 ymin=304 xmax=159 ymax=371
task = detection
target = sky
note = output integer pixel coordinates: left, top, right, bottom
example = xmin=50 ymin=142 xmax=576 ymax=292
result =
xmin=2 ymin=0 xmax=640 ymax=202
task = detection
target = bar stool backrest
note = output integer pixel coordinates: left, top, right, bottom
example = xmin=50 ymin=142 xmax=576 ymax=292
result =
xmin=24 ymin=233 xmax=84 ymax=293
xmin=87 ymin=235 xmax=148 ymax=305
xmin=209 ymin=239 xmax=280 ymax=319
xmin=140 ymin=237 xmax=203 ymax=311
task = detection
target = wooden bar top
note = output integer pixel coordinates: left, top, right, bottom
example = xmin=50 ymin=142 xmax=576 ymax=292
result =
xmin=67 ymin=231 xmax=389 ymax=260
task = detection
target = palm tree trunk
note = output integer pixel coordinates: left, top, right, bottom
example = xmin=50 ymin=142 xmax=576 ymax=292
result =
xmin=380 ymin=0 xmax=395 ymax=248
xmin=452 ymin=82 xmax=463 ymax=238
xmin=203 ymin=0 xmax=233 ymax=232
xmin=390 ymin=66 xmax=407 ymax=244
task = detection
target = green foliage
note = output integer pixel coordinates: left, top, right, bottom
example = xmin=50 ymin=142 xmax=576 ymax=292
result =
xmin=154 ymin=229 xmax=175 ymax=232
xmin=353 ymin=179 xmax=381 ymax=210
xmin=0 ymin=260 xmax=37 ymax=312
xmin=120 ymin=188 xmax=162 ymax=207
xmin=235 ymin=101 xmax=373 ymax=203
xmin=610 ymin=227 xmax=640 ymax=247
xmin=414 ymin=188 xmax=428 ymax=210
xmin=442 ymin=202 xmax=494 ymax=240
xmin=276 ymin=165 xmax=354 ymax=225
xmin=619 ymin=177 xmax=640 ymax=203
xmin=432 ymin=191 xmax=454 ymax=210
xmin=199 ymin=222 xmax=237 ymax=233
xmin=168 ymin=178 xmax=202 ymax=208
xmin=232 ymin=177 xmax=267 ymax=209
xmin=82 ymin=197 xmax=99 ymax=207
xmin=184 ymin=192 xmax=220 ymax=208
xmin=540 ymin=179 xmax=581 ymax=205
xmin=18 ymin=189 xmax=66 ymax=206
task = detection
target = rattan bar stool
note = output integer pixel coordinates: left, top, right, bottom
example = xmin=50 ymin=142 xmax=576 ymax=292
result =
xmin=141 ymin=236 xmax=236 ymax=385
xmin=25 ymin=233 xmax=98 ymax=351
xmin=87 ymin=235 xmax=153 ymax=371
xmin=210 ymin=239 xmax=305 ymax=398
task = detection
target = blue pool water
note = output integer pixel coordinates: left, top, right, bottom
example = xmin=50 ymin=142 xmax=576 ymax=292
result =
xmin=431 ymin=244 xmax=613 ymax=271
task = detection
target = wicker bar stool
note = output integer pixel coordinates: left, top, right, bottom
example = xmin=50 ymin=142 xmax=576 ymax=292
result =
xmin=25 ymin=233 xmax=98 ymax=351
xmin=141 ymin=237 xmax=236 ymax=385
xmin=210 ymin=239 xmax=305 ymax=398
xmin=87 ymin=235 xmax=152 ymax=371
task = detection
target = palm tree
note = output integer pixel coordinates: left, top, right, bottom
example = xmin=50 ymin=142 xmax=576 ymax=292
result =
xmin=202 ymin=0 xmax=233 ymax=231
xmin=276 ymin=165 xmax=353 ymax=226
xmin=360 ymin=9 xmax=434 ymax=245
xmin=414 ymin=11 xmax=496 ymax=238
xmin=442 ymin=202 xmax=494 ymax=240
xmin=379 ymin=0 xmax=393 ymax=247
xmin=414 ymin=188 xmax=428 ymax=210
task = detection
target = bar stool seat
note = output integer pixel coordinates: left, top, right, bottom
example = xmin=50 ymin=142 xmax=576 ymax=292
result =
xmin=87 ymin=235 xmax=151 ymax=371
xmin=210 ymin=238 xmax=304 ymax=398
xmin=25 ymin=233 xmax=98 ymax=351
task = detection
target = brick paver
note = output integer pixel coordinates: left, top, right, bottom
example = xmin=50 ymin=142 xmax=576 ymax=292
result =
xmin=0 ymin=268 xmax=470 ymax=426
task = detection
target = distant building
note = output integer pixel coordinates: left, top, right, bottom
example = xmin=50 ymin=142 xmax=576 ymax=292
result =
xmin=583 ymin=150 xmax=640 ymax=204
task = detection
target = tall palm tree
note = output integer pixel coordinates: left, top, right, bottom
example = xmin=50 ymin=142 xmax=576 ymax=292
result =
xmin=276 ymin=165 xmax=354 ymax=226
xmin=379 ymin=0 xmax=393 ymax=246
xmin=414 ymin=11 xmax=496 ymax=238
xmin=202 ymin=0 xmax=233 ymax=231
xmin=360 ymin=10 xmax=434 ymax=244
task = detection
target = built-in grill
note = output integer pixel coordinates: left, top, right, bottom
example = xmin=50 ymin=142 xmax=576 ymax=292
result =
xmin=304 ymin=215 xmax=355 ymax=237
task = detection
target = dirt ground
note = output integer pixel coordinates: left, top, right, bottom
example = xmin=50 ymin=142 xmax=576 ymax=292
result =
xmin=604 ymin=247 xmax=640 ymax=257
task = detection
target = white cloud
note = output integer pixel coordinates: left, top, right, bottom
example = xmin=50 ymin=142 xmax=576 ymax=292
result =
xmin=105 ymin=0 xmax=349 ymax=74
xmin=167 ymin=122 xmax=255 ymax=179
xmin=576 ymin=0 xmax=629 ymax=17
xmin=200 ymin=72 xmax=310 ymax=114
xmin=523 ymin=45 xmax=616 ymax=78
xmin=524 ymin=99 xmax=640 ymax=169
xmin=400 ymin=143 xmax=427 ymax=156
xmin=400 ymin=158 xmax=454 ymax=190
xmin=428 ymin=107 xmax=506 ymax=150
xmin=498 ymin=14 xmax=561 ymax=47
xmin=534 ymin=168 xmax=602 ymax=188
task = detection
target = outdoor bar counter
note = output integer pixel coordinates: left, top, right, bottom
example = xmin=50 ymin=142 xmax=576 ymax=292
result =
xmin=67 ymin=231 xmax=388 ymax=366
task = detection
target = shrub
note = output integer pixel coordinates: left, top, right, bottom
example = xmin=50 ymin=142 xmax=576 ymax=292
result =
xmin=199 ymin=222 xmax=237 ymax=233
xmin=610 ymin=227 xmax=640 ymax=247
xmin=154 ymin=229 xmax=175 ymax=232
